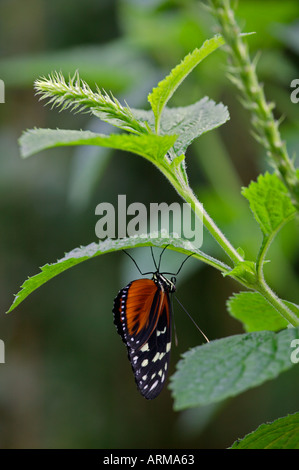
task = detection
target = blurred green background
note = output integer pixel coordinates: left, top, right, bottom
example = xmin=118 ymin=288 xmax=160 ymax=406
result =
xmin=0 ymin=0 xmax=299 ymax=449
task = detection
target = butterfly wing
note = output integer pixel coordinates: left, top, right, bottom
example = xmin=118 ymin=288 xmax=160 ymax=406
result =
xmin=113 ymin=278 xmax=172 ymax=399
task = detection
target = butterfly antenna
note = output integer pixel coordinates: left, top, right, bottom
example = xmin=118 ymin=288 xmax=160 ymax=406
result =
xmin=174 ymin=253 xmax=194 ymax=276
xmin=122 ymin=250 xmax=153 ymax=276
xmin=174 ymin=295 xmax=209 ymax=343
xmin=150 ymin=246 xmax=158 ymax=271
xmin=161 ymin=252 xmax=193 ymax=276
xmin=157 ymin=244 xmax=169 ymax=272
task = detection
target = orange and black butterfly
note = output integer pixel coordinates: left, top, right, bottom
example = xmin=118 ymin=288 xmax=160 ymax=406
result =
xmin=113 ymin=246 xmax=192 ymax=400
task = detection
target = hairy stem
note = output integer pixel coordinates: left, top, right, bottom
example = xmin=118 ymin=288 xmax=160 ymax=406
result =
xmin=209 ymin=0 xmax=299 ymax=208
xmin=256 ymin=278 xmax=299 ymax=327
xmin=162 ymin=144 xmax=299 ymax=327
xmin=163 ymin=163 xmax=244 ymax=266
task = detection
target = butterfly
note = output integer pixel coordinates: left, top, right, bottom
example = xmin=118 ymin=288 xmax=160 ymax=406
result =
xmin=112 ymin=246 xmax=193 ymax=400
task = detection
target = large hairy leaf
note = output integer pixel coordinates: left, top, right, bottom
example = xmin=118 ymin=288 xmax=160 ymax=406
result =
xmin=170 ymin=328 xmax=299 ymax=410
xmin=242 ymin=172 xmax=296 ymax=236
xmin=7 ymin=235 xmax=229 ymax=313
xmin=19 ymin=129 xmax=177 ymax=162
xmin=133 ymin=97 xmax=229 ymax=156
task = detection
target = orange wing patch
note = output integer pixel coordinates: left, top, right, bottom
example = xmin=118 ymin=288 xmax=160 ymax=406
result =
xmin=125 ymin=279 xmax=158 ymax=336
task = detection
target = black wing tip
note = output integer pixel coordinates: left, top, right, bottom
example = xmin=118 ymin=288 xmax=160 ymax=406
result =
xmin=136 ymin=378 xmax=167 ymax=400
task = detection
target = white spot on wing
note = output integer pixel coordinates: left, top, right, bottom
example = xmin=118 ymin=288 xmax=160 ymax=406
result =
xmin=149 ymin=380 xmax=159 ymax=391
xmin=152 ymin=353 xmax=160 ymax=362
xmin=157 ymin=327 xmax=166 ymax=337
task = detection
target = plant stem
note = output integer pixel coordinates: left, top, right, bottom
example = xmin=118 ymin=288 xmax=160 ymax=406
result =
xmin=162 ymin=162 xmax=243 ymax=266
xmin=162 ymin=151 xmax=299 ymax=327
xmin=256 ymin=213 xmax=295 ymax=279
xmin=184 ymin=187 xmax=243 ymax=265
xmin=208 ymin=0 xmax=299 ymax=208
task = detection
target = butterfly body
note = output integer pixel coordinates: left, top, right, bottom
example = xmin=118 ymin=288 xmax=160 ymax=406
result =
xmin=113 ymin=272 xmax=176 ymax=399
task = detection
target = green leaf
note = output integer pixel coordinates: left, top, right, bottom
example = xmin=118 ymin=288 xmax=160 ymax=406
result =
xmin=19 ymin=129 xmax=177 ymax=163
xmin=242 ymin=172 xmax=296 ymax=236
xmin=7 ymin=235 xmax=229 ymax=313
xmin=148 ymin=35 xmax=225 ymax=132
xmin=227 ymin=292 xmax=295 ymax=332
xmin=133 ymin=97 xmax=230 ymax=155
xmin=169 ymin=327 xmax=299 ymax=410
xmin=230 ymin=413 xmax=299 ymax=449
